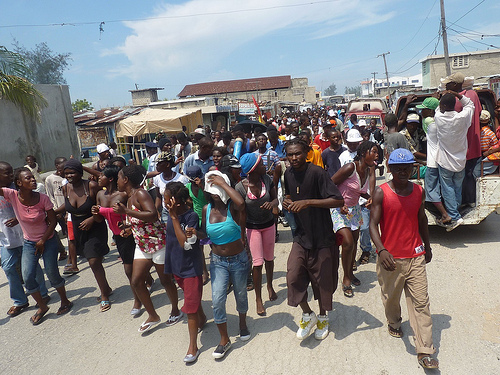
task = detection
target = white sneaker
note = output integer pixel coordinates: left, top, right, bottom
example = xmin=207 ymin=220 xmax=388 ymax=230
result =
xmin=296 ymin=312 xmax=318 ymax=340
xmin=314 ymin=315 xmax=329 ymax=340
xmin=446 ymin=217 xmax=464 ymax=232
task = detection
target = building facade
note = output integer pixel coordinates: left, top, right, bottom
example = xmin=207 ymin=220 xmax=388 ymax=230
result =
xmin=421 ymin=49 xmax=500 ymax=89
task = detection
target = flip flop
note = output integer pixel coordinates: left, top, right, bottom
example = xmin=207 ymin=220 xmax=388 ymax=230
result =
xmin=30 ymin=308 xmax=49 ymax=325
xmin=7 ymin=303 xmax=29 ymax=317
xmin=342 ymin=284 xmax=353 ymax=298
xmin=100 ymin=300 xmax=111 ymax=312
xmin=57 ymin=302 xmax=73 ymax=315
xmin=138 ymin=319 xmax=161 ymax=333
xmin=418 ymin=356 xmax=439 ymax=369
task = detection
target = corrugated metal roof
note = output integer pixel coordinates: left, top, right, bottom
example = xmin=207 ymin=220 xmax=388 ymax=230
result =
xmin=178 ymin=75 xmax=292 ymax=97
xmin=74 ymin=107 xmax=143 ymax=126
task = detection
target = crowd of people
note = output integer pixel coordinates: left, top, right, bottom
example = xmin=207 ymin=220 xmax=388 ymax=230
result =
xmin=2 ymin=72 xmax=500 ymax=367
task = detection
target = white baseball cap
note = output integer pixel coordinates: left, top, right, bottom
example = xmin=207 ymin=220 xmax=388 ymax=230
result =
xmin=346 ymin=129 xmax=363 ymax=142
xmin=96 ymin=143 xmax=109 ymax=153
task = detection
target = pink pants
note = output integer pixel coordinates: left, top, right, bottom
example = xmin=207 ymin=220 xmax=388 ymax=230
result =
xmin=247 ymin=224 xmax=275 ymax=266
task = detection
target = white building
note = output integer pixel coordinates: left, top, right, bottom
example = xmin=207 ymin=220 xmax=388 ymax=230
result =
xmin=361 ymin=74 xmax=422 ymax=97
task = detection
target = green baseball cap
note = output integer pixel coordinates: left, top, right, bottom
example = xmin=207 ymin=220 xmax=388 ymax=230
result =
xmin=416 ymin=97 xmax=439 ymax=110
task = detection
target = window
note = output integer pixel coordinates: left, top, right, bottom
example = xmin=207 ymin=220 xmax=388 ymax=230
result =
xmin=422 ymin=61 xmax=428 ymax=75
xmin=402 ymin=81 xmax=407 ymax=85
xmin=452 ymin=55 xmax=469 ymax=68
xmin=412 ymin=79 xmax=419 ymax=83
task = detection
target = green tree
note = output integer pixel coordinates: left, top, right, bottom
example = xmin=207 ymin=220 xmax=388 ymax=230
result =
xmin=324 ymin=83 xmax=337 ymax=96
xmin=344 ymin=85 xmax=362 ymax=97
xmin=72 ymin=98 xmax=94 ymax=112
xmin=13 ymin=40 xmax=71 ymax=84
xmin=0 ymin=46 xmax=47 ymax=122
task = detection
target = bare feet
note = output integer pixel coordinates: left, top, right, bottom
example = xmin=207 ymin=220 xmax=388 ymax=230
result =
xmin=256 ymin=298 xmax=266 ymax=316
xmin=268 ymin=286 xmax=277 ymax=301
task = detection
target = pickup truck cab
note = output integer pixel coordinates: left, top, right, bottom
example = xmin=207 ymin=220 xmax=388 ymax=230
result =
xmin=346 ymin=98 xmax=389 ymax=128
xmin=395 ymin=89 xmax=499 ymax=226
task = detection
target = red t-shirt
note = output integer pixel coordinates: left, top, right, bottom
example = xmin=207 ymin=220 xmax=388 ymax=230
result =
xmin=379 ymin=183 xmax=424 ymax=259
xmin=455 ymin=89 xmax=481 ymax=160
xmin=314 ymin=134 xmax=330 ymax=151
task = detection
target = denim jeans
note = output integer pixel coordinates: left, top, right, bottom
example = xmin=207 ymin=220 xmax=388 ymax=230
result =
xmin=438 ymin=165 xmax=465 ymax=221
xmin=1 ymin=245 xmax=48 ymax=305
xmin=161 ymin=207 xmax=170 ymax=224
xmin=210 ymin=250 xmax=249 ymax=324
xmin=359 ymin=206 xmax=373 ymax=253
xmin=283 ymin=209 xmax=297 ymax=238
xmin=21 ymin=236 xmax=65 ymax=294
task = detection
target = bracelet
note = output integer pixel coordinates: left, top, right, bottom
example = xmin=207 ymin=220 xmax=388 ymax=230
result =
xmin=377 ymin=249 xmax=388 ymax=255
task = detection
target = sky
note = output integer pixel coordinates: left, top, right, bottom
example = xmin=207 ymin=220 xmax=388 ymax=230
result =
xmin=1 ymin=0 xmax=499 ymax=108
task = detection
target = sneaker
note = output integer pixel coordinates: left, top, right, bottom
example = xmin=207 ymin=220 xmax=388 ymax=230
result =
xmin=314 ymin=315 xmax=329 ymax=340
xmin=212 ymin=340 xmax=231 ymax=359
xmin=446 ymin=218 xmax=464 ymax=232
xmin=296 ymin=312 xmax=318 ymax=340
xmin=240 ymin=328 xmax=251 ymax=341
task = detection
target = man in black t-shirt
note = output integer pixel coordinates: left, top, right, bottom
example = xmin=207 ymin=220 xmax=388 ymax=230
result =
xmin=283 ymin=139 xmax=344 ymax=341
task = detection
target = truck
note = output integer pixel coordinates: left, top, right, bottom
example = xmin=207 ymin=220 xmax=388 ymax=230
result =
xmin=346 ymin=98 xmax=389 ymax=128
xmin=395 ymin=89 xmax=499 ymax=226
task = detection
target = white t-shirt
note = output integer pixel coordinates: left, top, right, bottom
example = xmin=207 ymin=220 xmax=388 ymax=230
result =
xmin=425 ymin=118 xmax=438 ymax=169
xmin=153 ymin=172 xmax=189 ymax=209
xmin=435 ymin=96 xmax=475 ymax=172
xmin=0 ymin=192 xmax=24 ymax=249
xmin=339 ymin=149 xmax=357 ymax=167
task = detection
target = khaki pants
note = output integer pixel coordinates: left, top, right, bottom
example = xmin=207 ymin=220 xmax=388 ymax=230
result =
xmin=377 ymin=255 xmax=435 ymax=355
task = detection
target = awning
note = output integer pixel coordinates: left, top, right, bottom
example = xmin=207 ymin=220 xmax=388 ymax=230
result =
xmin=116 ymin=108 xmax=202 ymax=137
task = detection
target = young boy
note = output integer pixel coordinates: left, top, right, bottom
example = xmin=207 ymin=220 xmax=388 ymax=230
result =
xmin=283 ymin=138 xmax=344 ymax=340
xmin=369 ymin=148 xmax=439 ymax=369
xmin=321 ymin=129 xmax=346 ymax=178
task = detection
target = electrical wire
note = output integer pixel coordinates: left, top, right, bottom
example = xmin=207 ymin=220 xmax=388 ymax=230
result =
xmin=449 ymin=27 xmax=500 ymax=49
xmin=0 ymin=0 xmax=342 ymax=28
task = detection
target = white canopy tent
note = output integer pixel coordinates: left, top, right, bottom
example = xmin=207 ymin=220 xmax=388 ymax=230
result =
xmin=116 ymin=108 xmax=202 ymax=137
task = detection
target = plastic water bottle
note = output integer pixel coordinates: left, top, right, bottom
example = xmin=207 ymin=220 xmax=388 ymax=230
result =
xmin=233 ymin=137 xmax=243 ymax=159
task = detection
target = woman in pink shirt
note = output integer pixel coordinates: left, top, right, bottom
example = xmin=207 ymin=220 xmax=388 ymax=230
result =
xmin=0 ymin=167 xmax=72 ymax=325
xmin=332 ymin=141 xmax=378 ymax=297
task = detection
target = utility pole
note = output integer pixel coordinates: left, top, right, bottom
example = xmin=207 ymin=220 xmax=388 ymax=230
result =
xmin=440 ymin=0 xmax=452 ymax=76
xmin=377 ymin=52 xmax=391 ymax=105
xmin=371 ymin=72 xmax=378 ymax=96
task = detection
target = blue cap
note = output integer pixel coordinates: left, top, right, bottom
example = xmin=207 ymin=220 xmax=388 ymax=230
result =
xmin=145 ymin=141 xmax=158 ymax=148
xmin=185 ymin=165 xmax=203 ymax=179
xmin=240 ymin=153 xmax=261 ymax=175
xmin=388 ymin=148 xmax=415 ymax=165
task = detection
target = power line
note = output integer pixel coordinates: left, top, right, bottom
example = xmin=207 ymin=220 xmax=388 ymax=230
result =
xmin=392 ymin=0 xmax=438 ymax=54
xmin=0 ymin=0 xmax=342 ymax=29
xmin=449 ymin=27 xmax=500 ymax=49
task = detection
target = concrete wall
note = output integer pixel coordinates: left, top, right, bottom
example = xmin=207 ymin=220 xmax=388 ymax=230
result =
xmin=0 ymin=84 xmax=80 ymax=171
xmin=422 ymin=50 xmax=500 ymax=89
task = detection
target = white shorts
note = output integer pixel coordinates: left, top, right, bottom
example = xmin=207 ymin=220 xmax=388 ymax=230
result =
xmin=134 ymin=246 xmax=166 ymax=265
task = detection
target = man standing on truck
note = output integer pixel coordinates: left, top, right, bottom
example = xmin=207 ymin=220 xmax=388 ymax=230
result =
xmin=442 ymin=72 xmax=481 ymax=206
xmin=435 ymin=90 xmax=475 ymax=231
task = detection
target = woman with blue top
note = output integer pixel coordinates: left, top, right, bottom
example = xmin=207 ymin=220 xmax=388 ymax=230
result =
xmin=200 ymin=170 xmax=250 ymax=360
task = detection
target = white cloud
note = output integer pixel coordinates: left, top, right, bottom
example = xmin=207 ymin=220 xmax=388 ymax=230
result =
xmin=113 ymin=0 xmax=397 ymax=79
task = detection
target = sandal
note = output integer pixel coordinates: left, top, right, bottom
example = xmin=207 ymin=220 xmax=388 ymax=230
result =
xmin=100 ymin=300 xmax=111 ymax=312
xmin=57 ymin=302 xmax=73 ymax=315
xmin=7 ymin=303 xmax=29 ymax=317
xmin=165 ymin=311 xmax=184 ymax=327
xmin=342 ymin=284 xmax=353 ymax=298
xmin=358 ymin=251 xmax=370 ymax=265
xmin=418 ymin=355 xmax=439 ymax=369
xmin=388 ymin=325 xmax=403 ymax=338
xmin=30 ymin=308 xmax=49 ymax=325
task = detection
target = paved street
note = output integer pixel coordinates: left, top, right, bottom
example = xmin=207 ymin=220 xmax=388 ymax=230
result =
xmin=1 ymin=216 xmax=499 ymax=374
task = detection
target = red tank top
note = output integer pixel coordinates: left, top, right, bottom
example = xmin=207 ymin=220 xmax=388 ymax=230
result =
xmin=380 ymin=182 xmax=425 ymax=259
